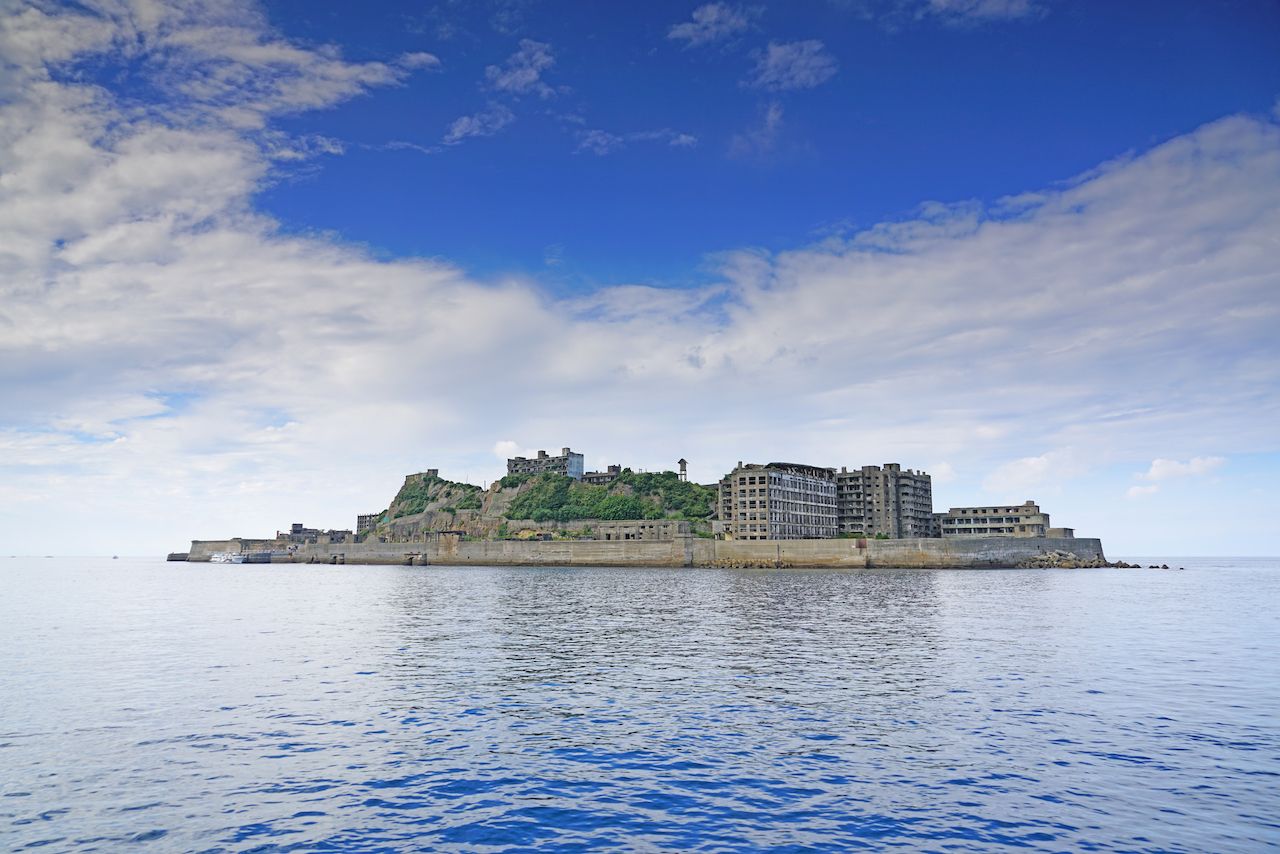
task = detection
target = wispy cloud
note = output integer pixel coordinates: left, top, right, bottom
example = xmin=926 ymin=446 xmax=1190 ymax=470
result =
xmin=745 ymin=40 xmax=838 ymax=91
xmin=443 ymin=105 xmax=516 ymax=144
xmin=484 ymin=39 xmax=558 ymax=98
xmin=843 ymin=0 xmax=1044 ymax=27
xmin=918 ymin=0 xmax=1043 ymax=23
xmin=983 ymin=449 xmax=1086 ymax=496
xmin=729 ymin=100 xmax=784 ymax=157
xmin=575 ymin=128 xmax=699 ymax=156
xmin=668 ymin=3 xmax=757 ymax=47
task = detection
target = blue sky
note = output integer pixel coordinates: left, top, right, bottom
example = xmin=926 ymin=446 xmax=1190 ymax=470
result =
xmin=0 ymin=0 xmax=1278 ymax=555
xmin=251 ymin=0 xmax=1280 ymax=288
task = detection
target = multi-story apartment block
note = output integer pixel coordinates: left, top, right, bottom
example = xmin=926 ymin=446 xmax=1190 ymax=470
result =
xmin=936 ymin=501 xmax=1054 ymax=537
xmin=356 ymin=513 xmax=382 ymax=535
xmin=507 ymin=447 xmax=585 ymax=480
xmin=835 ymin=464 xmax=934 ymax=538
xmin=717 ymin=462 xmax=838 ymax=540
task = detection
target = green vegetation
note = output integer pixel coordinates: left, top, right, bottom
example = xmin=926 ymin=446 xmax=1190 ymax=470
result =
xmin=389 ymin=473 xmax=483 ymax=519
xmin=498 ymin=473 xmax=531 ymax=489
xmin=503 ymin=471 xmax=717 ymax=523
xmin=505 ymin=473 xmax=659 ymax=522
xmin=614 ymin=470 xmax=716 ymax=520
xmin=390 ymin=474 xmax=442 ymax=518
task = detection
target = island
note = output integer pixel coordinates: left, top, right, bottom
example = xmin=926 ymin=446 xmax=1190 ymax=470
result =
xmin=177 ymin=448 xmax=1115 ymax=569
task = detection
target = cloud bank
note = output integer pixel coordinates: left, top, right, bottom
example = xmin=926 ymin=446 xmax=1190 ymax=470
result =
xmin=1 ymin=1 xmax=1277 ymax=552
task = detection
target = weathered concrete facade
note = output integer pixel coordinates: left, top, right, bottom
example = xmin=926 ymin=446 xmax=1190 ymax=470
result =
xmin=581 ymin=465 xmax=622 ymax=485
xmin=718 ymin=462 xmax=838 ymax=540
xmin=507 ymin=448 xmax=586 ymax=480
xmin=937 ymin=501 xmax=1054 ymax=538
xmin=189 ymin=534 xmax=1103 ymax=569
xmin=592 ymin=519 xmax=691 ymax=540
xmin=836 ymin=463 xmax=934 ymax=538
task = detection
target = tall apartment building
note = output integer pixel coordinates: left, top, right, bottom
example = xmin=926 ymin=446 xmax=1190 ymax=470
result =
xmin=717 ymin=462 xmax=838 ymax=540
xmin=835 ymin=464 xmax=934 ymax=538
xmin=936 ymin=501 xmax=1054 ymax=537
xmin=507 ymin=447 xmax=585 ymax=480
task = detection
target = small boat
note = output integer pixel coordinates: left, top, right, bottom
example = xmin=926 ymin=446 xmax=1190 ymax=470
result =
xmin=210 ymin=552 xmax=247 ymax=563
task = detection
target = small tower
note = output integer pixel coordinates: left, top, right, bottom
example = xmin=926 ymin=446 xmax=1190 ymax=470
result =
xmin=678 ymin=458 xmax=688 ymax=481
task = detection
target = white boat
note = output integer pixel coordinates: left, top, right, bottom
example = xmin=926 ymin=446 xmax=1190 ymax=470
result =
xmin=209 ymin=552 xmax=246 ymax=563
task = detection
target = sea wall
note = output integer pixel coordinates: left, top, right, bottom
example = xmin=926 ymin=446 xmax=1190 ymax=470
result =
xmin=188 ymin=535 xmax=1103 ymax=568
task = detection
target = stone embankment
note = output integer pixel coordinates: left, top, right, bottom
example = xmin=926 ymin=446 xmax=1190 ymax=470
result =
xmin=709 ymin=558 xmax=795 ymax=569
xmin=186 ymin=535 xmax=1107 ymax=569
xmin=1015 ymin=550 xmax=1158 ymax=570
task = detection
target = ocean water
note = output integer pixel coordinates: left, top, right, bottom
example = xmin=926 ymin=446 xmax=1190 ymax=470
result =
xmin=1 ymin=557 xmax=1277 ymax=852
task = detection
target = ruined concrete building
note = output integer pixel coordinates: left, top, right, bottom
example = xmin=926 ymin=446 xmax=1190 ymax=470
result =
xmin=507 ymin=447 xmax=585 ymax=480
xmin=836 ymin=463 xmax=935 ymax=538
xmin=935 ymin=501 xmax=1073 ymax=538
xmin=717 ymin=462 xmax=838 ymax=540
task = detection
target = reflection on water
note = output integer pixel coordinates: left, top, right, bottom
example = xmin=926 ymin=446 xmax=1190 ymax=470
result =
xmin=2 ymin=558 xmax=1278 ymax=851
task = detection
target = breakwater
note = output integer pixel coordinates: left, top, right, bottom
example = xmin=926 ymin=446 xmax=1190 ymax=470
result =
xmin=185 ymin=535 xmax=1104 ymax=569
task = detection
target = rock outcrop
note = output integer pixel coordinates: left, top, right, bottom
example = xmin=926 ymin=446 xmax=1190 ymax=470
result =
xmin=1016 ymin=550 xmax=1142 ymax=569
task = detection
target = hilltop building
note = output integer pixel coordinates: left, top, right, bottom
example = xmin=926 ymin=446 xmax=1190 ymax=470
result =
xmin=935 ymin=501 xmax=1071 ymax=538
xmin=582 ymin=464 xmax=622 ymax=485
xmin=836 ymin=464 xmax=934 ymax=538
xmin=507 ymin=447 xmax=585 ymax=480
xmin=717 ymin=462 xmax=838 ymax=540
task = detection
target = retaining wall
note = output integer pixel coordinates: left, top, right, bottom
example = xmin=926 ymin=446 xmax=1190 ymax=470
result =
xmin=187 ymin=535 xmax=1103 ymax=568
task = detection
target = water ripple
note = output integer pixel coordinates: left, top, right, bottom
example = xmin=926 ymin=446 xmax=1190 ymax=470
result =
xmin=1 ymin=557 xmax=1278 ymax=851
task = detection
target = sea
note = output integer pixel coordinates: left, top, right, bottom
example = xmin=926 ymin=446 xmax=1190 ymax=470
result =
xmin=1 ymin=556 xmax=1277 ymax=852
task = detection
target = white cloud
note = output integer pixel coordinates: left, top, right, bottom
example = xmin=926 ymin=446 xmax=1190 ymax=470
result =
xmin=1 ymin=2 xmax=1278 ymax=553
xmin=484 ymin=39 xmax=557 ymax=98
xmin=930 ymin=462 xmax=957 ymax=484
xmin=746 ymin=40 xmax=838 ymax=91
xmin=848 ymin=0 xmax=1043 ymax=26
xmin=919 ymin=0 xmax=1042 ymax=22
xmin=983 ymin=449 xmax=1086 ymax=496
xmin=668 ymin=3 xmax=755 ymax=47
xmin=574 ymin=127 xmax=699 ymax=156
xmin=443 ymin=105 xmax=516 ymax=144
xmin=1140 ymin=457 xmax=1226 ymax=481
xmin=729 ymin=100 xmax=784 ymax=157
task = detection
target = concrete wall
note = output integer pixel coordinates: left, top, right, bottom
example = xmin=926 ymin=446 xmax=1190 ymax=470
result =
xmin=186 ymin=535 xmax=1104 ymax=568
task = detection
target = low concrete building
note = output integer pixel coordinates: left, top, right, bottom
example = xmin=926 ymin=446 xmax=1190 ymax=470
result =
xmin=718 ymin=462 xmax=838 ymax=540
xmin=277 ymin=523 xmax=352 ymax=545
xmin=507 ymin=447 xmax=586 ymax=480
xmin=836 ymin=463 xmax=934 ymax=538
xmin=936 ymin=501 xmax=1055 ymax=537
xmin=591 ymin=520 xmax=690 ymax=541
xmin=582 ymin=464 xmax=622 ymax=485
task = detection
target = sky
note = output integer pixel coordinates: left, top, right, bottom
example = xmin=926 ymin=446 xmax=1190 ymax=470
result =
xmin=1 ymin=0 xmax=1278 ymax=556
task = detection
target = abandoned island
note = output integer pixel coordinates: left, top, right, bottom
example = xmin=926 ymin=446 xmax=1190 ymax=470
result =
xmin=176 ymin=446 xmax=1111 ymax=569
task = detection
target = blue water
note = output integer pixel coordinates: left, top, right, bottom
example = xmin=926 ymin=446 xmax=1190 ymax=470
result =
xmin=1 ymin=557 xmax=1277 ymax=852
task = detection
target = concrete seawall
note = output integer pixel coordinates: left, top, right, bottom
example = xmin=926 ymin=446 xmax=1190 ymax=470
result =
xmin=187 ymin=536 xmax=1104 ymax=569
